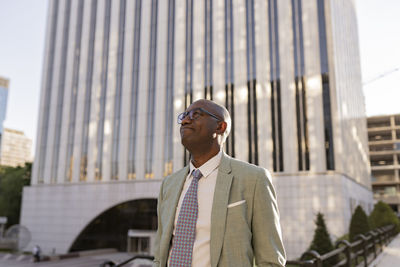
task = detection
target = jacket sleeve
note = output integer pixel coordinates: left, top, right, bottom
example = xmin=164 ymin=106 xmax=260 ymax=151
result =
xmin=153 ymin=180 xmax=164 ymax=267
xmin=252 ymin=168 xmax=286 ymax=267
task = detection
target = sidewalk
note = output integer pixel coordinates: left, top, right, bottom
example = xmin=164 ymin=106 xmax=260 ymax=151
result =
xmin=371 ymin=233 xmax=400 ymax=267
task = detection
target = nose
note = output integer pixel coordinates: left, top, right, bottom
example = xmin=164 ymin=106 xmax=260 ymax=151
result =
xmin=181 ymin=114 xmax=192 ymax=125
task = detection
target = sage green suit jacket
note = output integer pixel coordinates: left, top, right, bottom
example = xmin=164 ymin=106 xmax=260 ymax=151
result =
xmin=153 ymin=153 xmax=286 ymax=267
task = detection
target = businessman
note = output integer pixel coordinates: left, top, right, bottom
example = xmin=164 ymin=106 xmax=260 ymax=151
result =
xmin=153 ymin=99 xmax=286 ymax=267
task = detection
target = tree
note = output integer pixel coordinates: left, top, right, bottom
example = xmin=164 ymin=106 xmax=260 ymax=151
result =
xmin=369 ymin=201 xmax=400 ymax=232
xmin=304 ymin=212 xmax=338 ymax=266
xmin=349 ymin=205 xmax=370 ymax=242
xmin=0 ymin=163 xmax=31 ymax=228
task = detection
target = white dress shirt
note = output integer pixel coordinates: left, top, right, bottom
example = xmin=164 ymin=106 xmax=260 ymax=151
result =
xmin=168 ymin=150 xmax=222 ymax=267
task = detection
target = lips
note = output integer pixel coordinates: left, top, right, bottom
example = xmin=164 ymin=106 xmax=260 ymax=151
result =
xmin=180 ymin=127 xmax=194 ymax=135
xmin=181 ymin=126 xmax=194 ymax=132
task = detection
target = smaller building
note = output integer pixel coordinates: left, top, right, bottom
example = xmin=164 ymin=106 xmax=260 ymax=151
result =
xmin=367 ymin=114 xmax=400 ymax=213
xmin=0 ymin=77 xmax=9 ymax=151
xmin=0 ymin=128 xmax=32 ymax=167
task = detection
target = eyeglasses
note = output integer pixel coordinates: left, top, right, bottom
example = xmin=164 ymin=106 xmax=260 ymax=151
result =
xmin=177 ymin=107 xmax=221 ymax=124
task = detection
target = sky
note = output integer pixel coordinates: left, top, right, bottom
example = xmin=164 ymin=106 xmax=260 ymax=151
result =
xmin=0 ymin=0 xmax=399 ymax=157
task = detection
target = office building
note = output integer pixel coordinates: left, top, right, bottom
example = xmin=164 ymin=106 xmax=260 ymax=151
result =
xmin=0 ymin=77 xmax=9 ymax=152
xmin=0 ymin=128 xmax=32 ymax=167
xmin=21 ymin=0 xmax=372 ymax=258
xmin=368 ymin=114 xmax=400 ymax=213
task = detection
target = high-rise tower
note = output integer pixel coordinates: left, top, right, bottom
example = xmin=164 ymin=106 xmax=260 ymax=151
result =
xmin=21 ymin=0 xmax=372 ymax=258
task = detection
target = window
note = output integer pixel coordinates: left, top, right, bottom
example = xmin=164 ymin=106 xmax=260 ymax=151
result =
xmin=224 ymin=0 xmax=235 ymax=157
xmin=163 ymin=0 xmax=176 ymax=176
xmin=127 ymin=0 xmax=142 ymax=180
xmin=51 ymin=0 xmax=72 ymax=183
xmin=95 ymin=0 xmax=112 ymax=181
xmin=183 ymin=0 xmax=194 ymax=166
xmin=292 ymin=0 xmax=309 ymax=171
xmin=268 ymin=0 xmax=283 ymax=172
xmin=65 ymin=0 xmax=84 ymax=182
xmin=204 ymin=0 xmax=213 ymax=100
xmin=246 ymin=0 xmax=258 ymax=165
xmin=80 ymin=0 xmax=98 ymax=182
xmin=145 ymin=0 xmax=159 ymax=179
xmin=317 ymin=0 xmax=334 ymax=170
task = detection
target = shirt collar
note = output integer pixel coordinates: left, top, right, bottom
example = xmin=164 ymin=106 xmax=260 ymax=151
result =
xmin=189 ymin=150 xmax=222 ymax=179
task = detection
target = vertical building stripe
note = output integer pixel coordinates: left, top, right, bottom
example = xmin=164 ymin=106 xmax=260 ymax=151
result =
xmin=317 ymin=0 xmax=335 ymax=170
xmin=127 ymin=0 xmax=142 ymax=180
xmin=224 ymin=0 xmax=235 ymax=157
xmin=268 ymin=0 xmax=284 ymax=172
xmin=204 ymin=0 xmax=213 ymax=100
xmin=65 ymin=0 xmax=85 ymax=182
xmin=163 ymin=0 xmax=175 ymax=177
xmin=183 ymin=0 xmax=194 ymax=165
xmin=51 ymin=0 xmax=72 ymax=183
xmin=245 ymin=0 xmax=258 ymax=165
xmin=292 ymin=0 xmax=310 ymax=171
xmin=80 ymin=0 xmax=98 ymax=181
xmin=95 ymin=0 xmax=112 ymax=180
xmin=145 ymin=0 xmax=159 ymax=179
xmin=111 ymin=0 xmax=127 ymax=180
xmin=38 ymin=0 xmax=60 ymax=183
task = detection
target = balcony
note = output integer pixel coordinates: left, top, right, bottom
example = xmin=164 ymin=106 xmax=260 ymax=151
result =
xmin=373 ymin=193 xmax=400 ymax=204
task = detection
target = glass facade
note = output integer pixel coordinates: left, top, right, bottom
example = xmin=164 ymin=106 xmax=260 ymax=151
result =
xmin=95 ymin=0 xmax=112 ymax=181
xmin=163 ymin=0 xmax=176 ymax=177
xmin=245 ymin=0 xmax=258 ymax=165
xmin=65 ymin=0 xmax=84 ymax=182
xmin=224 ymin=0 xmax=234 ymax=157
xmin=50 ymin=0 xmax=72 ymax=184
xmin=268 ymin=0 xmax=284 ymax=172
xmin=0 ymin=82 xmax=8 ymax=136
xmin=183 ymin=0 xmax=194 ymax=165
xmin=37 ymin=0 xmax=60 ymax=183
xmin=317 ymin=0 xmax=335 ymax=170
xmin=27 ymin=0 xmax=371 ymax=259
xmin=204 ymin=0 xmax=213 ymax=100
xmin=111 ymin=0 xmax=127 ymax=181
xmin=145 ymin=0 xmax=159 ymax=179
xmin=0 ymin=79 xmax=9 ymax=155
xmin=32 ymin=0 xmax=362 ymax=183
xmin=80 ymin=0 xmax=98 ymax=182
xmin=291 ymin=0 xmax=309 ymax=171
xmin=127 ymin=0 xmax=142 ymax=180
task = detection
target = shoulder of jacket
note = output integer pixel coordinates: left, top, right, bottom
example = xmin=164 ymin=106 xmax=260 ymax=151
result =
xmin=229 ymin=157 xmax=265 ymax=172
xmin=163 ymin=167 xmax=188 ymax=183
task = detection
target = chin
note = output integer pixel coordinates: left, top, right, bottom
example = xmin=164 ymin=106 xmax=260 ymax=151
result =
xmin=181 ymin=138 xmax=193 ymax=151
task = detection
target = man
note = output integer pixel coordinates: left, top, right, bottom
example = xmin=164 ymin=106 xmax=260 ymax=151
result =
xmin=154 ymin=99 xmax=286 ymax=267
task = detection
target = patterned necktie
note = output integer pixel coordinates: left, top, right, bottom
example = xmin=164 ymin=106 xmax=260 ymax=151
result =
xmin=169 ymin=169 xmax=203 ymax=267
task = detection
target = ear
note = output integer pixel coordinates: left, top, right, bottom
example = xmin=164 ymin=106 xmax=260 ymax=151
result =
xmin=216 ymin=121 xmax=227 ymax=135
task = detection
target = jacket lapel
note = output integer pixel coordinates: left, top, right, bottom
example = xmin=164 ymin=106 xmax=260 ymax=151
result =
xmin=161 ymin=165 xmax=189 ymax=266
xmin=210 ymin=153 xmax=233 ymax=267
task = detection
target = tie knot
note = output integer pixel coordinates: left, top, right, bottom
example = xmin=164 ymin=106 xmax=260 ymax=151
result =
xmin=192 ymin=169 xmax=203 ymax=181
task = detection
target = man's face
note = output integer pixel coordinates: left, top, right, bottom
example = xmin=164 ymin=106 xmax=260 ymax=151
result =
xmin=179 ymin=102 xmax=221 ymax=150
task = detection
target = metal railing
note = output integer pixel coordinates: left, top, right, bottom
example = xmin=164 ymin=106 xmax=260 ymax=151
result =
xmin=287 ymin=225 xmax=397 ymax=267
xmin=100 ymin=255 xmax=154 ymax=267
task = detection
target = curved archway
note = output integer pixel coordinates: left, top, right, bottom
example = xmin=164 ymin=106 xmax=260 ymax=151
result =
xmin=69 ymin=198 xmax=157 ymax=252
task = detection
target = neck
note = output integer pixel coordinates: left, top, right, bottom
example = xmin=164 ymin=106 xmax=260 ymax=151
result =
xmin=190 ymin=146 xmax=221 ymax=168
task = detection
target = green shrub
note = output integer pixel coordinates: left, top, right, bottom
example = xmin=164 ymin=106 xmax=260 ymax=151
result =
xmin=369 ymin=201 xmax=400 ymax=232
xmin=349 ymin=205 xmax=370 ymax=242
xmin=303 ymin=212 xmax=338 ymax=267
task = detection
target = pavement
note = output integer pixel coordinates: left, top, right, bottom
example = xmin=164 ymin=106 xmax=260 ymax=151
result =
xmin=3 ymin=236 xmax=399 ymax=267
xmin=0 ymin=252 xmax=152 ymax=267
xmin=370 ymin=233 xmax=400 ymax=267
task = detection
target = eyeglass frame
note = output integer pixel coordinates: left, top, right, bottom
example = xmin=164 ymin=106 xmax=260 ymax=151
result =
xmin=177 ymin=107 xmax=222 ymax=124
